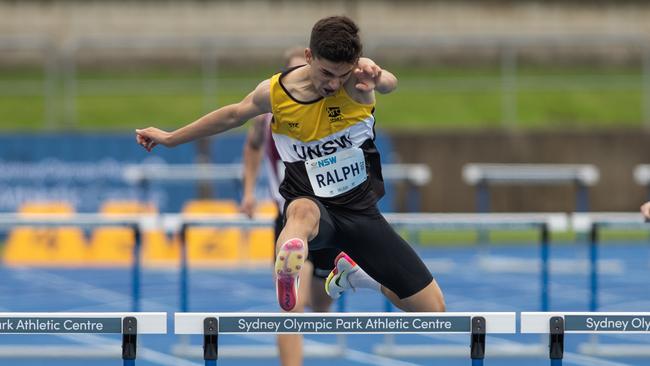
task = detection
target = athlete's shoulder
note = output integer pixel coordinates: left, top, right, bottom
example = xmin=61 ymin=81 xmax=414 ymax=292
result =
xmin=251 ymin=79 xmax=272 ymax=113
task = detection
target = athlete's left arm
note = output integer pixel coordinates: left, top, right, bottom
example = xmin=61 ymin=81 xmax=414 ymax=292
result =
xmin=355 ymin=57 xmax=398 ymax=94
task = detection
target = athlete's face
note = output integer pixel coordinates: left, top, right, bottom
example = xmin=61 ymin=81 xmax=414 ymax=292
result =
xmin=306 ymin=49 xmax=356 ymax=97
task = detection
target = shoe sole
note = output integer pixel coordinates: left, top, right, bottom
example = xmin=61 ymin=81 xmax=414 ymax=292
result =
xmin=275 ymin=239 xmax=305 ymax=311
xmin=325 ymin=271 xmax=338 ymax=299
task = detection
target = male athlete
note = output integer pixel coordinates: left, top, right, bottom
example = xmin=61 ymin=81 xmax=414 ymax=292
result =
xmin=239 ymin=47 xmax=366 ymax=366
xmin=136 ymin=16 xmax=445 ymax=318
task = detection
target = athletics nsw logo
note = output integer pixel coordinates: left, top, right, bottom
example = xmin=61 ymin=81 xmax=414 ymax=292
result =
xmin=327 ymin=107 xmax=343 ymax=122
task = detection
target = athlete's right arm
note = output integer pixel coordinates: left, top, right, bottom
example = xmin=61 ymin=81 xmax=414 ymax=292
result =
xmin=135 ymin=80 xmax=271 ymax=151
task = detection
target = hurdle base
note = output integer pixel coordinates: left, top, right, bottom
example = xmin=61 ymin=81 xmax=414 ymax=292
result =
xmin=374 ymin=344 xmax=546 ymax=358
xmin=0 ymin=345 xmax=118 ymax=358
xmin=172 ymin=343 xmax=345 ymax=358
xmin=579 ymin=342 xmax=650 ymax=357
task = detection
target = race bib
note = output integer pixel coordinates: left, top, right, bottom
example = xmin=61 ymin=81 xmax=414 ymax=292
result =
xmin=305 ymin=147 xmax=367 ymax=197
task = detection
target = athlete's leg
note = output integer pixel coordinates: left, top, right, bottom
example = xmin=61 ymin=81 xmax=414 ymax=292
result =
xmin=310 ymin=276 xmax=333 ymax=311
xmin=275 ymin=198 xmax=320 ymax=311
xmin=277 ymin=261 xmax=313 ymax=366
xmin=381 ymin=279 xmax=445 ymax=312
xmin=275 ymin=201 xmax=337 ymax=363
xmin=277 ymin=198 xmax=320 ymax=248
xmin=308 ymin=249 xmax=338 ymax=312
xmin=337 ymin=208 xmax=446 ymax=312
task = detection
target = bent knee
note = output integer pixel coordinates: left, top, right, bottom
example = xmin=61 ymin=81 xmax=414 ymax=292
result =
xmin=286 ymin=199 xmax=320 ymax=221
xmin=402 ymin=280 xmax=446 ymax=312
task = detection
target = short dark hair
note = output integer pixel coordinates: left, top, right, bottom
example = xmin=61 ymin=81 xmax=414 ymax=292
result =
xmin=309 ymin=16 xmax=362 ymax=64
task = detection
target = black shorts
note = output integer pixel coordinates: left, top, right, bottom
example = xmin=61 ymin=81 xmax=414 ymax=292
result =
xmin=284 ymin=197 xmax=434 ymax=299
xmin=273 ymin=210 xmax=339 ymax=280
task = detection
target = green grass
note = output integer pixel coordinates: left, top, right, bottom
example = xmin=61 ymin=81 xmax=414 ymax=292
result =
xmin=0 ymin=64 xmax=647 ymax=131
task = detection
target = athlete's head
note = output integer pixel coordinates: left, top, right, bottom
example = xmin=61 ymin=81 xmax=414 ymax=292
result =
xmin=306 ymin=16 xmax=362 ymax=97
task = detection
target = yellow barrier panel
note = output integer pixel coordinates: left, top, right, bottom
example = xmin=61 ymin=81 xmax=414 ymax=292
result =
xmin=246 ymin=200 xmax=279 ymax=261
xmin=182 ymin=200 xmax=241 ymax=266
xmin=4 ymin=202 xmax=88 ymax=267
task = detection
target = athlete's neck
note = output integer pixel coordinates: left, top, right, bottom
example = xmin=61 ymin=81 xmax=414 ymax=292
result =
xmin=282 ymin=65 xmax=322 ymax=101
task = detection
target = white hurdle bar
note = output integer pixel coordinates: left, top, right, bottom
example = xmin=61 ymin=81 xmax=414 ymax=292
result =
xmin=571 ymin=213 xmax=650 ymax=357
xmin=0 ymin=312 xmax=166 ymax=364
xmin=175 ymin=312 xmax=516 ymax=366
xmin=462 ymin=163 xmax=599 ymax=212
xmin=522 ymin=312 xmax=650 ymax=364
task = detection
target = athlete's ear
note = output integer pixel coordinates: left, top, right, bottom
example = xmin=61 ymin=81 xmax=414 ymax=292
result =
xmin=305 ymin=48 xmax=313 ymax=64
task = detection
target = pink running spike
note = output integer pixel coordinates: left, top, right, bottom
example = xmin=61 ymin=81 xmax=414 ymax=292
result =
xmin=275 ymin=238 xmax=306 ymax=311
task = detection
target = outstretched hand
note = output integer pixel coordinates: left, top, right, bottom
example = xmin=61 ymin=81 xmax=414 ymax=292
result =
xmin=135 ymin=127 xmax=171 ymax=152
xmin=354 ymin=59 xmax=382 ymax=92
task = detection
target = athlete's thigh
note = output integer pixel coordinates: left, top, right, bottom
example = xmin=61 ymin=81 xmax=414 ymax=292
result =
xmin=282 ymin=196 xmax=337 ymax=251
xmin=338 ymin=208 xmax=433 ymax=299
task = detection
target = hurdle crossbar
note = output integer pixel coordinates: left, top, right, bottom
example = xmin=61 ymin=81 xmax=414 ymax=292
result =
xmin=122 ymin=162 xmax=432 ymax=211
xmin=462 ymin=164 xmax=599 ymax=186
xmin=175 ymin=312 xmax=515 ymax=366
xmin=122 ymin=163 xmax=431 ymax=186
xmin=0 ymin=312 xmax=166 ymax=364
xmin=0 ymin=213 xmax=155 ymax=228
xmin=523 ymin=312 xmax=650 ymax=363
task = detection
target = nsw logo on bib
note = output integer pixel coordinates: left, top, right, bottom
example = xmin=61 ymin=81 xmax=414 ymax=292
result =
xmin=305 ymin=147 xmax=367 ymax=198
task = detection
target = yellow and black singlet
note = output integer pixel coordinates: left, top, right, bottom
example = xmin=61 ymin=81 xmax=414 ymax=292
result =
xmin=270 ymin=65 xmax=385 ymax=210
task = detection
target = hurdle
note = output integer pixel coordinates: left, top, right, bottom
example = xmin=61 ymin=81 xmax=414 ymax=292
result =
xmin=381 ymin=214 xmax=568 ymax=315
xmin=0 ymin=213 xmax=154 ymax=312
xmin=462 ymin=163 xmax=599 ymax=212
xmin=175 ymin=312 xmax=516 ymax=366
xmin=570 ymin=212 xmax=650 ymax=356
xmin=522 ymin=312 xmax=650 ymax=364
xmin=0 ymin=312 xmax=166 ymax=364
xmin=375 ymin=213 xmax=567 ymax=358
xmin=122 ymin=162 xmax=432 ymax=211
xmin=165 ymin=213 xmax=353 ymax=358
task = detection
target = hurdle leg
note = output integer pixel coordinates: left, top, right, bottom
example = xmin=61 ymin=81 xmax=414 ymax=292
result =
xmin=175 ymin=224 xmax=192 ymax=354
xmin=131 ymin=225 xmax=142 ymax=312
xmin=470 ymin=316 xmax=485 ymax=366
xmin=204 ymin=317 xmax=218 ymax=366
xmin=587 ymin=223 xmax=600 ymax=352
xmin=549 ymin=316 xmax=564 ymax=366
xmin=122 ymin=316 xmax=137 ymax=366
